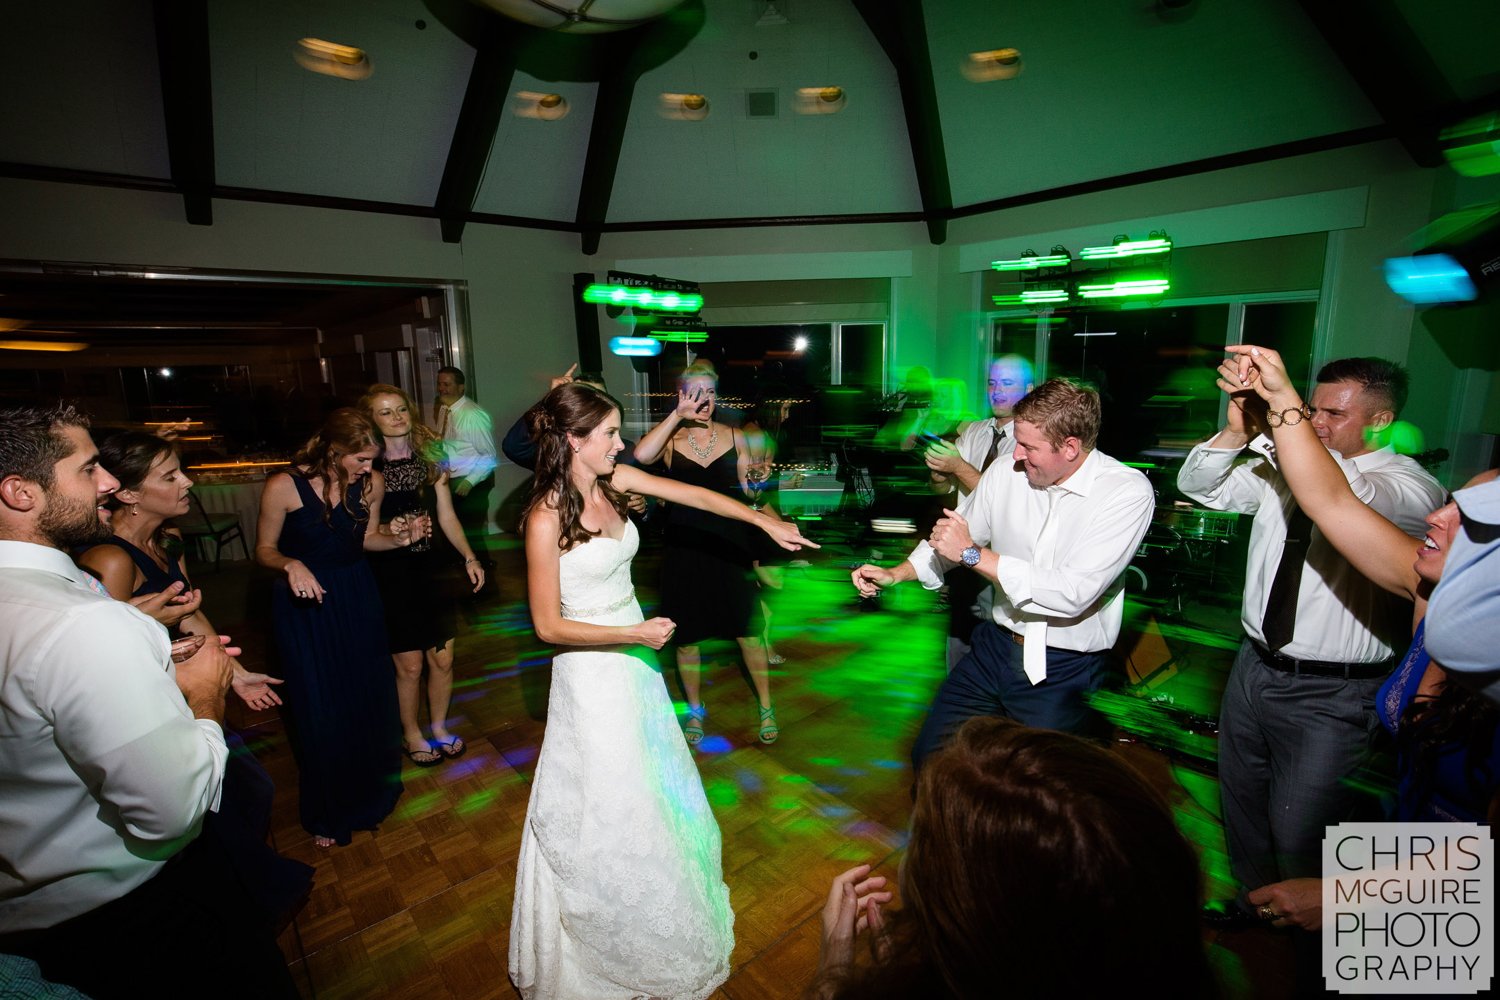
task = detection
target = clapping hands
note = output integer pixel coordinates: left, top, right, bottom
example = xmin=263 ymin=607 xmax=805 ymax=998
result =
xmin=129 ymin=580 xmax=203 ymax=629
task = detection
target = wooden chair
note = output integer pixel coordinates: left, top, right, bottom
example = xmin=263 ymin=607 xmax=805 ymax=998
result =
xmin=177 ymin=490 xmax=249 ymax=572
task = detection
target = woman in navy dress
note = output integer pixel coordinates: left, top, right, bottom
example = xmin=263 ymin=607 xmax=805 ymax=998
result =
xmin=78 ymin=431 xmax=310 ymax=925
xmin=256 ymin=409 xmax=409 ymax=848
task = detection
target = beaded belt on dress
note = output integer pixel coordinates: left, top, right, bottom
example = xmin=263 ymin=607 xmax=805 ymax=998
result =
xmin=561 ymin=588 xmax=635 ymax=620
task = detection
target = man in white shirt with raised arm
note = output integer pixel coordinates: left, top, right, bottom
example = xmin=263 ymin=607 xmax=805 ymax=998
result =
xmin=0 ymin=403 xmax=295 ymax=998
xmin=853 ymin=378 xmax=1154 ymax=765
xmin=922 ymin=354 xmax=1034 ymax=671
xmin=1176 ymin=356 xmax=1444 ymax=926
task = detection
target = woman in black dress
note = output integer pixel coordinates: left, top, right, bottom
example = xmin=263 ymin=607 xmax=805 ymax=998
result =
xmin=255 ymin=409 xmax=409 ymax=848
xmin=633 ymin=360 xmax=779 ymax=745
xmin=359 ymin=384 xmax=485 ymax=767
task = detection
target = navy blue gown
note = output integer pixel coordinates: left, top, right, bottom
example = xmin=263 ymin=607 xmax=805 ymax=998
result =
xmin=272 ymin=474 xmax=402 ymax=844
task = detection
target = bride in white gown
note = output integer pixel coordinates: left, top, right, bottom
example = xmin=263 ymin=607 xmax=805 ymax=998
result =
xmin=509 ymin=383 xmax=816 ymax=1000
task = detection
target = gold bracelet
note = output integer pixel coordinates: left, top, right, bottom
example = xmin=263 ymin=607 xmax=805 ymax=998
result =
xmin=1265 ymin=403 xmax=1313 ymax=427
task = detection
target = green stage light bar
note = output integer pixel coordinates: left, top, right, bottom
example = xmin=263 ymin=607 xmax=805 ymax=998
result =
xmin=991 ymin=252 xmax=1071 ymax=271
xmin=992 ymin=288 xmax=1070 ymax=306
xmin=648 ymin=330 xmax=710 ymax=343
xmin=583 ymin=284 xmax=704 ymax=312
xmin=1078 ymin=237 xmax=1172 ymax=260
xmin=1077 ymin=278 xmax=1170 ymax=299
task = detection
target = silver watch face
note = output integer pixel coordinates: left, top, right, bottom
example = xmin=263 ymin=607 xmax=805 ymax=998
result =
xmin=961 ymin=546 xmax=981 ymax=567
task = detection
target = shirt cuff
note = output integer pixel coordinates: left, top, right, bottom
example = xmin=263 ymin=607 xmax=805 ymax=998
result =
xmin=906 ymin=541 xmax=946 ymax=590
xmin=994 ymin=554 xmax=1031 ymax=605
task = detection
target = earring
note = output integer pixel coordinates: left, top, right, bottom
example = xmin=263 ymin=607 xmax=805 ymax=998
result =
xmin=572 ymin=445 xmax=580 ymax=453
xmin=131 ymin=503 xmax=140 ymax=516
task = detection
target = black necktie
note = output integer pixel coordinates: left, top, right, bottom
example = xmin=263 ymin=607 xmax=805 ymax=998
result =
xmin=1262 ymin=502 xmax=1314 ymax=652
xmin=980 ymin=427 xmax=1006 ymax=473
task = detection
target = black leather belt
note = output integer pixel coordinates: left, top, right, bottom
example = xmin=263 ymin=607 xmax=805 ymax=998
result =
xmin=1250 ymin=641 xmax=1394 ymax=680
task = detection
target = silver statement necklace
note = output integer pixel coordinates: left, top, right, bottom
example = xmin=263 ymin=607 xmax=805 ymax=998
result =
xmin=685 ymin=421 xmax=718 ymax=461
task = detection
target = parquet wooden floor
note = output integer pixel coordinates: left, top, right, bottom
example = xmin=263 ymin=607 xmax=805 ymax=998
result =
xmin=212 ymin=537 xmax=1292 ymax=999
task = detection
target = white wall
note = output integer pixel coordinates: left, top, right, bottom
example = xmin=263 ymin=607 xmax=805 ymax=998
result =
xmin=1 ymin=134 xmax=1488 ymax=498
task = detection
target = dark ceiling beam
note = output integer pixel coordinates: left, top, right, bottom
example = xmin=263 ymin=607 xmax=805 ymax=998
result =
xmin=852 ymin=0 xmax=950 ymax=245
xmin=1295 ymin=0 xmax=1455 ymax=168
xmin=575 ymin=47 xmax=637 ymax=256
xmin=434 ymin=25 xmax=525 ymax=244
xmin=152 ymin=0 xmax=215 ymax=225
xmin=575 ymin=2 xmax=706 ymax=255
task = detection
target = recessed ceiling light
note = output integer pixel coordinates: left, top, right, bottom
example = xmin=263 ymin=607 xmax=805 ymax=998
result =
xmin=514 ymin=91 xmax=570 ymax=120
xmin=295 ymin=38 xmax=373 ymax=80
xmin=963 ymin=48 xmax=1022 ymax=82
xmin=659 ymin=92 xmax=710 ymax=121
xmin=795 ymin=86 xmax=846 ymax=115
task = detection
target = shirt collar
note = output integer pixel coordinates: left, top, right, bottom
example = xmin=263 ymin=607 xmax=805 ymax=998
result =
xmin=1050 ymin=448 xmax=1102 ymax=498
xmin=0 ymin=539 xmax=93 ymax=585
xmin=1348 ymin=445 xmax=1397 ymax=471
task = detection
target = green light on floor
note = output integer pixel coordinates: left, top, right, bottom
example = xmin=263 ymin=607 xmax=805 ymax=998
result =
xmin=395 ymin=790 xmax=446 ymax=820
xmin=1078 ymin=237 xmax=1172 ymax=260
xmin=455 ymin=790 xmax=498 ymax=815
xmin=582 ymin=284 xmax=704 ymax=312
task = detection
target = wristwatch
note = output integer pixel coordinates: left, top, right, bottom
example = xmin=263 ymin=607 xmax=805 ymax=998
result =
xmin=1265 ymin=403 xmax=1314 ymax=427
xmin=960 ymin=545 xmax=982 ymax=568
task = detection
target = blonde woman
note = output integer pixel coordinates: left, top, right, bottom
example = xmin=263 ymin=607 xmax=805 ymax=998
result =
xmin=359 ymin=384 xmax=485 ymax=767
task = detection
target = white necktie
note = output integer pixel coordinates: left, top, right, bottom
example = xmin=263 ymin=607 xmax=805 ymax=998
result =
xmin=1022 ymin=487 xmax=1061 ymax=685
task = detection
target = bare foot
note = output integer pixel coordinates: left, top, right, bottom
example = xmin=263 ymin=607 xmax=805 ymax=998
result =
xmin=314 ymin=835 xmax=336 ymax=849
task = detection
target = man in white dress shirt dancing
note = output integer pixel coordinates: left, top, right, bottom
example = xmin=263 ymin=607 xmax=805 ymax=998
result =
xmin=852 ymin=378 xmax=1154 ymax=765
xmin=1177 ymin=356 xmax=1444 ymax=925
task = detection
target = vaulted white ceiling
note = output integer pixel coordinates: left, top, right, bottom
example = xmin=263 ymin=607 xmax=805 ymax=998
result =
xmin=1 ymin=0 xmax=1495 ymax=250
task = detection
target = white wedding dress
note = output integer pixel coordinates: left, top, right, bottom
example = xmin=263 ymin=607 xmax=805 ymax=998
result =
xmin=509 ymin=518 xmax=734 ymax=999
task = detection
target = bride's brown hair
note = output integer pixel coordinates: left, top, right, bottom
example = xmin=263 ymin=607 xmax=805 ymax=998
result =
xmin=521 ymin=383 xmax=630 ymax=552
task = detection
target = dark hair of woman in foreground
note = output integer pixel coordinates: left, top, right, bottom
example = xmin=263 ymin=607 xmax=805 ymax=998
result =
xmin=520 ymin=382 xmax=631 ymax=551
xmin=816 ymin=718 xmax=1217 ymax=998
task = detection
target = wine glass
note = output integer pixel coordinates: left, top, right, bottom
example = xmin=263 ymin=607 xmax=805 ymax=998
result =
xmin=745 ymin=460 xmax=772 ymax=510
xmin=404 ymin=495 xmax=432 ymax=553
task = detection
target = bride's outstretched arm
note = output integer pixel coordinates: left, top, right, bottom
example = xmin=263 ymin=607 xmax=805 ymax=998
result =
xmin=524 ymin=504 xmax=676 ymax=649
xmin=611 ymin=464 xmax=819 ymax=553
